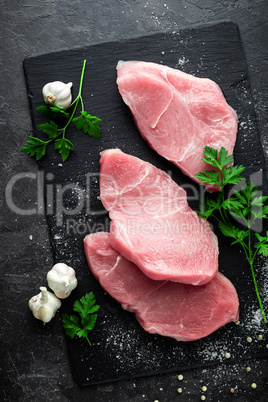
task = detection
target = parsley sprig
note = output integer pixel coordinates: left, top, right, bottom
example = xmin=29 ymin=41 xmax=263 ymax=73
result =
xmin=195 ymin=146 xmax=267 ymax=324
xmin=62 ymin=291 xmax=100 ymax=346
xmin=21 ymin=60 xmax=101 ymax=162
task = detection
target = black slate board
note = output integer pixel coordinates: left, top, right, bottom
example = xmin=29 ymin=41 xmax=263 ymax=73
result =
xmin=24 ymin=20 xmax=268 ymax=386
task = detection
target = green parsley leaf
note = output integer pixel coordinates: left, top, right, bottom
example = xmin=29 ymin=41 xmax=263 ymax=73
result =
xmin=218 ymin=222 xmax=249 ymax=246
xmin=20 ymin=136 xmax=47 ymax=160
xmin=207 ymin=197 xmax=221 ymax=210
xmin=218 ymin=221 xmax=238 ymax=239
xmin=255 ymin=232 xmax=267 ymax=242
xmin=230 ymin=206 xmax=248 ymax=219
xmin=254 ymin=232 xmax=268 ymax=256
xmin=241 ymin=182 xmax=258 ymax=203
xmin=255 ymin=242 xmax=268 ymax=257
xmin=72 ymin=111 xmax=101 ymax=138
xmin=222 ymin=198 xmax=244 ymax=211
xmin=54 ymin=138 xmax=74 ymax=162
xmin=38 ymin=121 xmax=58 ymax=138
xmin=61 ymin=314 xmax=81 ymax=339
xmin=201 ymin=146 xmax=221 ymax=169
xmin=200 ymin=207 xmax=215 ymax=219
xmin=49 ymin=107 xmax=70 ymax=119
xmin=218 ymin=147 xmax=233 ymax=168
xmin=82 ymin=314 xmax=98 ymax=331
xmin=197 ymin=194 xmax=223 ymax=219
xmin=37 ymin=105 xmax=69 ymax=120
xmin=251 ymin=196 xmax=268 ymax=206
xmin=195 ymin=146 xmax=244 ymax=188
xmin=194 ymin=170 xmax=221 ymax=185
xmin=73 ymin=291 xmax=100 ymax=319
xmin=37 ymin=105 xmax=51 ymax=115
xmin=252 ymin=205 xmax=268 ymax=220
xmin=222 ymin=165 xmax=245 ymax=185
xmin=232 ymin=189 xmax=248 ymax=205
xmin=62 ymin=291 xmax=100 ymax=347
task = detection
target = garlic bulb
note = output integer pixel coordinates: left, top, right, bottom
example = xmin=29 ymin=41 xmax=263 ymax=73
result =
xmin=42 ymin=81 xmax=73 ymax=109
xmin=29 ymin=286 xmax=61 ymax=323
xmin=47 ymin=263 xmax=78 ymax=299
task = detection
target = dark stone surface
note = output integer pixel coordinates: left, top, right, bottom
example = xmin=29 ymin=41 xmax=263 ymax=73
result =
xmin=1 ymin=1 xmax=267 ymax=401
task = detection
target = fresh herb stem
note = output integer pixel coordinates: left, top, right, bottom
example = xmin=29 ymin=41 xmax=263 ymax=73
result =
xmin=80 ymin=96 xmax=85 ymax=113
xmin=78 ymin=59 xmax=86 ymax=96
xmin=249 ymin=260 xmax=267 ymax=323
xmin=195 ymin=146 xmax=267 ymax=323
xmin=60 ymin=60 xmax=87 ymax=137
xmin=86 ymin=336 xmax=92 ymax=347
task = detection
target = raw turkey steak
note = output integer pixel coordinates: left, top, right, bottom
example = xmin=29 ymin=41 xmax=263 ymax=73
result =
xmin=116 ymin=60 xmax=238 ymax=191
xmin=100 ymin=149 xmax=219 ymax=285
xmin=84 ymin=232 xmax=239 ymax=342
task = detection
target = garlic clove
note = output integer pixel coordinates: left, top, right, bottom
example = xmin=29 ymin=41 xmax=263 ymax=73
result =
xmin=42 ymin=81 xmax=73 ymax=110
xmin=29 ymin=286 xmax=61 ymax=323
xmin=47 ymin=263 xmax=78 ymax=299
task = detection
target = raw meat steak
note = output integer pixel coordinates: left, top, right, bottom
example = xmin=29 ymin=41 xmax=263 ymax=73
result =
xmin=116 ymin=60 xmax=238 ymax=191
xmin=84 ymin=232 xmax=239 ymax=342
xmin=100 ymin=149 xmax=219 ymax=285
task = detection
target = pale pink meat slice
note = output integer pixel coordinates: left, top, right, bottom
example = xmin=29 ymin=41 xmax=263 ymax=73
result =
xmin=116 ymin=60 xmax=238 ymax=191
xmin=84 ymin=232 xmax=239 ymax=342
xmin=100 ymin=149 xmax=219 ymax=285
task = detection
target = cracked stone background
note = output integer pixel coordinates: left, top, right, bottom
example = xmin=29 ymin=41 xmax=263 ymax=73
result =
xmin=1 ymin=1 xmax=267 ymax=401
